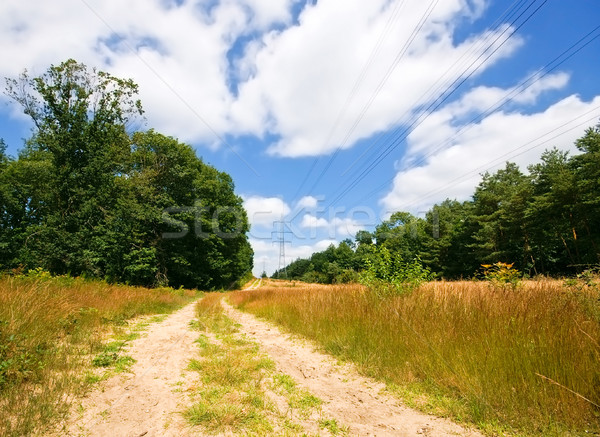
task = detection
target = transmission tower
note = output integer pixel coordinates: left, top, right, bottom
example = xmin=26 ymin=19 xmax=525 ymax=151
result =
xmin=272 ymin=220 xmax=292 ymax=278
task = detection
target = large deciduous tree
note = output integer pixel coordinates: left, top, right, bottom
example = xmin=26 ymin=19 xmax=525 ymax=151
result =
xmin=2 ymin=60 xmax=253 ymax=288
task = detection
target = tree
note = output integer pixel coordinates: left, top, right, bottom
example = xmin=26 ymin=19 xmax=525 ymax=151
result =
xmin=421 ymin=199 xmax=477 ymax=278
xmin=5 ymin=59 xmax=143 ymax=275
xmin=572 ymin=125 xmax=600 ymax=266
xmin=0 ymin=138 xmax=7 ymax=163
xmin=355 ymin=230 xmax=373 ymax=246
xmin=2 ymin=60 xmax=253 ymax=289
xmin=471 ymin=163 xmax=533 ymax=272
xmin=527 ymin=149 xmax=578 ymax=273
xmin=334 ymin=239 xmax=356 ymax=270
xmin=374 ymin=211 xmax=429 ymax=263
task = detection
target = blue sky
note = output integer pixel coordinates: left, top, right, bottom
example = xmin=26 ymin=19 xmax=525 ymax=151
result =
xmin=1 ymin=0 xmax=599 ymax=275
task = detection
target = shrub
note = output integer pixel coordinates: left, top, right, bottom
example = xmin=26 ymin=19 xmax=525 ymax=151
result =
xmin=480 ymin=262 xmax=521 ymax=289
xmin=359 ymin=246 xmax=433 ymax=297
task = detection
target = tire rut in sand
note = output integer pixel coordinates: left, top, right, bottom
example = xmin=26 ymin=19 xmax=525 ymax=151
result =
xmin=53 ymin=301 xmax=200 ymax=437
xmin=222 ymin=298 xmax=483 ymax=437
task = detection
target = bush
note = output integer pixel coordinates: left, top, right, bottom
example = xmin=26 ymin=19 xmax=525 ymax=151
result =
xmin=359 ymin=246 xmax=433 ymax=297
xmin=480 ymin=262 xmax=522 ymax=289
xmin=334 ymin=269 xmax=359 ymax=284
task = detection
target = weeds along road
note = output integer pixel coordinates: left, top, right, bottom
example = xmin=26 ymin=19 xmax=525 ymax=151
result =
xmin=52 ymin=292 xmax=482 ymax=437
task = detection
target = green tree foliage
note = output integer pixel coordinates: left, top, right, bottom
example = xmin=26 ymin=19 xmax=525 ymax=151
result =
xmin=1 ymin=60 xmax=252 ymax=289
xmin=470 ymin=163 xmax=533 ymax=270
xmin=526 ymin=149 xmax=580 ymax=272
xmin=572 ymin=126 xmax=600 ymax=265
xmin=278 ymin=123 xmax=600 ymax=281
xmin=272 ymin=240 xmax=361 ymax=284
xmin=421 ymin=200 xmax=477 ymax=277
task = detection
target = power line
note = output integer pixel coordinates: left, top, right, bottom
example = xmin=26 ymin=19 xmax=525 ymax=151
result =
xmin=398 ymin=22 xmax=600 ymax=175
xmin=291 ymin=0 xmax=411 ymax=201
xmin=323 ymin=0 xmax=550 ymax=210
xmin=310 ymin=0 xmax=535 ymax=200
xmin=305 ymin=0 xmax=441 ymax=197
xmin=365 ymin=105 xmax=600 ymax=210
xmin=352 ymin=23 xmax=600 ymax=206
xmin=341 ymin=0 xmax=529 ymax=177
xmin=335 ymin=0 xmax=549 ymax=202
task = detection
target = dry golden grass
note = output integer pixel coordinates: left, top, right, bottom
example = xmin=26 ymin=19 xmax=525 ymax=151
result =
xmin=230 ymin=279 xmax=600 ymax=436
xmin=0 ymin=274 xmax=200 ymax=436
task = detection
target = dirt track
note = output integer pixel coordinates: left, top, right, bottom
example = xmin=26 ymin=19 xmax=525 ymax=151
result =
xmin=53 ymin=295 xmax=482 ymax=436
xmin=54 ymin=303 xmax=199 ymax=437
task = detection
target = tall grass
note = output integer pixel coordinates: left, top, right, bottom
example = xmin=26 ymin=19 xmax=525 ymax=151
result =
xmin=0 ymin=273 xmax=200 ymax=436
xmin=230 ymin=280 xmax=600 ymax=435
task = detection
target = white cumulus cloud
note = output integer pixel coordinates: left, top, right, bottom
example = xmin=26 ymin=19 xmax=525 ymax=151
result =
xmin=243 ymin=195 xmax=290 ymax=230
xmin=381 ymin=92 xmax=600 ymax=213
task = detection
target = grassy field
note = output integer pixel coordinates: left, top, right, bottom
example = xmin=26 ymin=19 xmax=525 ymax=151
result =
xmin=230 ymin=279 xmax=600 ymax=436
xmin=0 ymin=272 xmax=201 ymax=437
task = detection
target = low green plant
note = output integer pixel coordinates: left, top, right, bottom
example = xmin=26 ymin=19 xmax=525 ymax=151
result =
xmin=319 ymin=418 xmax=348 ymax=435
xmin=91 ymin=346 xmax=135 ymax=373
xmin=0 ymin=324 xmax=46 ymax=390
xmin=92 ymin=351 xmax=118 ymax=368
xmin=24 ymin=267 xmax=53 ymax=281
xmin=113 ymin=355 xmax=136 ymax=373
xmin=577 ymin=267 xmax=599 ymax=288
xmin=359 ymin=246 xmax=433 ymax=297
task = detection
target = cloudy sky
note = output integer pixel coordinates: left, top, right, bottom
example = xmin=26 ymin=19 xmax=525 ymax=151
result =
xmin=1 ymin=0 xmax=599 ymax=275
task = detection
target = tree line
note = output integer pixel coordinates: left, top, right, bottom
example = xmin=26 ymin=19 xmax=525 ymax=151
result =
xmin=0 ymin=60 xmax=253 ymax=289
xmin=274 ymin=125 xmax=600 ymax=282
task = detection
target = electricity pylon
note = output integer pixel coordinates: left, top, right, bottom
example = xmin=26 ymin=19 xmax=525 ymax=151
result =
xmin=272 ymin=219 xmax=292 ymax=278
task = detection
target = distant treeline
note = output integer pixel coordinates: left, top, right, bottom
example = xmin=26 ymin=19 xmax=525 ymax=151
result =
xmin=274 ymin=124 xmax=600 ymax=282
xmin=0 ymin=60 xmax=253 ymax=289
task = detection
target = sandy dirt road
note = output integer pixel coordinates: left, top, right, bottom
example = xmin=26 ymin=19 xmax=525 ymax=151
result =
xmin=222 ymin=300 xmax=482 ymax=437
xmin=53 ymin=295 xmax=482 ymax=436
xmin=54 ymin=302 xmax=200 ymax=437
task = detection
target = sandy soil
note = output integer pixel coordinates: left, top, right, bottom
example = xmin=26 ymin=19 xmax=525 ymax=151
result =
xmin=53 ymin=302 xmax=200 ymax=437
xmin=222 ymin=300 xmax=483 ymax=437
xmin=51 ymin=294 xmax=483 ymax=437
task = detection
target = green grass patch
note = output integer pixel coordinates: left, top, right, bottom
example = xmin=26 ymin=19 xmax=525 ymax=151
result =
xmin=273 ymin=373 xmax=297 ymax=394
xmin=319 ymin=418 xmax=348 ymax=435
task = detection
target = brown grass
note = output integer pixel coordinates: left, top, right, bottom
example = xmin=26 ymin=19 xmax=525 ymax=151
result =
xmin=0 ymin=274 xmax=200 ymax=436
xmin=230 ymin=279 xmax=600 ymax=436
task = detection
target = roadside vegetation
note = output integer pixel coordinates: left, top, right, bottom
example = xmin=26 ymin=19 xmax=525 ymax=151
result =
xmin=262 ymin=122 xmax=600 ymax=435
xmin=0 ymin=271 xmax=201 ymax=437
xmin=187 ymin=293 xmax=348 ymax=436
xmin=230 ymin=277 xmax=600 ymax=436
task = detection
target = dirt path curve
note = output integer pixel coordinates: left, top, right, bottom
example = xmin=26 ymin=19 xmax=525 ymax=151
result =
xmin=55 ymin=301 xmax=200 ymax=437
xmin=223 ymin=299 xmax=483 ymax=437
xmin=52 ymin=295 xmax=483 ymax=437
